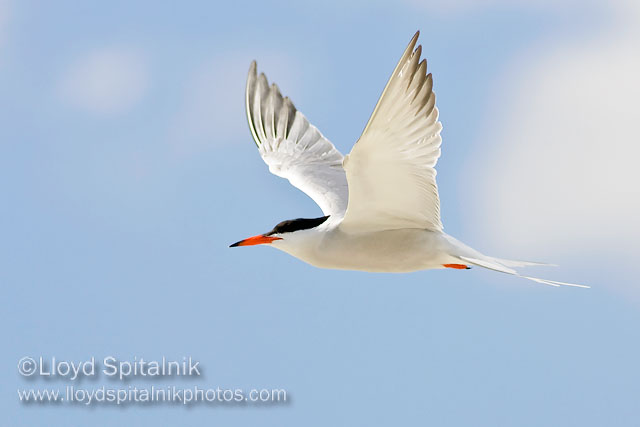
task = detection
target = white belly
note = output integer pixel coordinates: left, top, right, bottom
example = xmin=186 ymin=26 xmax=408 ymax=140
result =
xmin=274 ymin=226 xmax=464 ymax=273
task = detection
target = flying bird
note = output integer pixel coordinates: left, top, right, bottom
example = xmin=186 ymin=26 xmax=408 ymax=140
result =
xmin=230 ymin=31 xmax=586 ymax=288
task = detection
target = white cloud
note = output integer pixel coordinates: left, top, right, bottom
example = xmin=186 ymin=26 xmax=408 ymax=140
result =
xmin=465 ymin=0 xmax=640 ymax=260
xmin=58 ymin=48 xmax=149 ymax=115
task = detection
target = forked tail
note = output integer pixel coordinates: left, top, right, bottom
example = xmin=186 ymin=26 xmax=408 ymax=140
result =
xmin=458 ymin=255 xmax=589 ymax=288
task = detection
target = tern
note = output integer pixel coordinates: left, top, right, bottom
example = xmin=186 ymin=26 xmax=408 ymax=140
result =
xmin=230 ymin=31 xmax=587 ymax=288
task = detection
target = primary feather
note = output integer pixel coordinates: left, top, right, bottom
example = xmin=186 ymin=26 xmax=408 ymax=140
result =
xmin=245 ymin=61 xmax=348 ymax=216
xmin=341 ymin=31 xmax=443 ymax=233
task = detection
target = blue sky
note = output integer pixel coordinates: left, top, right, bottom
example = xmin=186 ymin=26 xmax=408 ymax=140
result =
xmin=2 ymin=0 xmax=639 ymax=426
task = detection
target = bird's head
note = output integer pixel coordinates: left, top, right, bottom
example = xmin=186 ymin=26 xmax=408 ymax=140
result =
xmin=229 ymin=216 xmax=329 ymax=248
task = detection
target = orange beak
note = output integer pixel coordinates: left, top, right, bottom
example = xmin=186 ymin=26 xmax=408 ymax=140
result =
xmin=229 ymin=234 xmax=282 ymax=247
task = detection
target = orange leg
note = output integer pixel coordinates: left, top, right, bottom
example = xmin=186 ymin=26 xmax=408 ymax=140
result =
xmin=443 ymin=264 xmax=470 ymax=270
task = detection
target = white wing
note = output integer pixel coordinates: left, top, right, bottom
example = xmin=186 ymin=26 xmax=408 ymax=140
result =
xmin=340 ymin=31 xmax=444 ymax=232
xmin=245 ymin=61 xmax=348 ymax=216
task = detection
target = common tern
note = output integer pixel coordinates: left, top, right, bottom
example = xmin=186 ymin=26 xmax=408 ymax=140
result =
xmin=230 ymin=31 xmax=587 ymax=288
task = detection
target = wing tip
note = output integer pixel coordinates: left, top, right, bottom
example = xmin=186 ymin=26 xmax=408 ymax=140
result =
xmin=407 ymin=31 xmax=419 ymax=55
xmin=414 ymin=44 xmax=423 ymax=59
xmin=246 ymin=60 xmax=263 ymax=147
xmin=270 ymin=82 xmax=281 ymax=96
xmin=248 ymin=60 xmax=258 ymax=81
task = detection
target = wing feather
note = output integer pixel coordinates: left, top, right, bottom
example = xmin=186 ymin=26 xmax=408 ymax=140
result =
xmin=341 ymin=31 xmax=444 ymax=232
xmin=245 ymin=62 xmax=348 ymax=216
